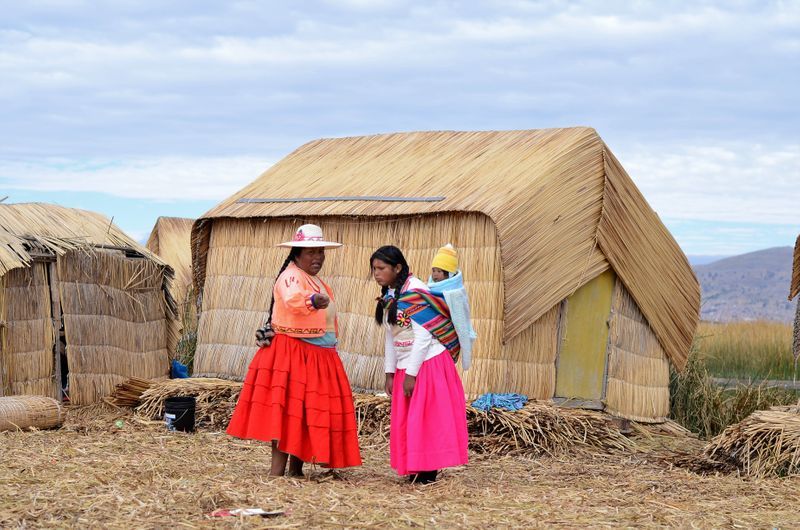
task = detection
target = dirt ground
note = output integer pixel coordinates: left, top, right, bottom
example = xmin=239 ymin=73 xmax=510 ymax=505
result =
xmin=1 ymin=406 xmax=799 ymax=529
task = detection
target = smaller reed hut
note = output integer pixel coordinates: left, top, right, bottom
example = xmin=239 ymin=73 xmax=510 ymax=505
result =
xmin=0 ymin=203 xmax=176 ymax=404
xmin=790 ymin=235 xmax=800 ymax=363
xmin=191 ymin=128 xmax=700 ymax=423
xmin=146 ymin=217 xmax=195 ymax=352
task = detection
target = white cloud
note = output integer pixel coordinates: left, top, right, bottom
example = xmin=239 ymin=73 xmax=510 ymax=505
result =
xmin=1 ymin=156 xmax=274 ymax=200
xmin=619 ymin=142 xmax=800 ymax=225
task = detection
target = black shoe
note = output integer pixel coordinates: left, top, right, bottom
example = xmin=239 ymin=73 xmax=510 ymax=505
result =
xmin=416 ymin=470 xmax=437 ymax=484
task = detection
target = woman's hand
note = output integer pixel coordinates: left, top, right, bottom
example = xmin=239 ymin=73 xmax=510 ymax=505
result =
xmin=403 ymin=375 xmax=416 ymax=397
xmin=313 ymin=293 xmax=330 ymax=309
xmin=384 ymin=373 xmax=394 ymax=396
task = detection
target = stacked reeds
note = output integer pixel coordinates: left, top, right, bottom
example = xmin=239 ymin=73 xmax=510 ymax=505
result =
xmin=349 ymin=394 xmax=634 ymax=455
xmin=136 ymin=378 xmax=241 ymax=429
xmin=0 ymin=395 xmax=64 ymax=431
xmin=131 ymin=377 xmax=633 ymax=454
xmin=107 ymin=377 xmax=153 ymax=407
xmin=704 ymin=404 xmax=800 ymax=477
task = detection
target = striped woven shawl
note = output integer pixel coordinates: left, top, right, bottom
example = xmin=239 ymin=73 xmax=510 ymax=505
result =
xmin=397 ymin=288 xmax=461 ymax=362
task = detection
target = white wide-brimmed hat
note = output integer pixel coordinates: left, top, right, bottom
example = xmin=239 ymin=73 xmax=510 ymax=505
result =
xmin=277 ymin=224 xmax=343 ymax=248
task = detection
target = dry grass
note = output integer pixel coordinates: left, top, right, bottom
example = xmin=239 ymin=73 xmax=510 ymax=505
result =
xmin=1 ymin=404 xmax=798 ymax=528
xmin=670 ymin=348 xmax=799 ymax=439
xmin=696 ymin=321 xmax=798 ymax=381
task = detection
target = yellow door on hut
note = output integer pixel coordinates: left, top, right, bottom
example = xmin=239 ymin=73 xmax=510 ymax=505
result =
xmin=554 ymin=269 xmax=616 ymax=407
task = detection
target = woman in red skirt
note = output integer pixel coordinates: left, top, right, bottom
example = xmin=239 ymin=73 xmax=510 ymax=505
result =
xmin=227 ymin=224 xmax=362 ymax=476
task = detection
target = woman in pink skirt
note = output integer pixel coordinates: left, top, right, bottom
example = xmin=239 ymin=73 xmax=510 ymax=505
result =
xmin=370 ymin=245 xmax=469 ymax=484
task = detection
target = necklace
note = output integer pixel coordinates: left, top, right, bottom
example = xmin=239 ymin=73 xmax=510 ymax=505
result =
xmin=307 ymin=274 xmax=322 ymax=294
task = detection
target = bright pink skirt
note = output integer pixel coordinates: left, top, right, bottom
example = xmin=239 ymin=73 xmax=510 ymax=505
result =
xmin=390 ymin=352 xmax=469 ymax=475
xmin=226 ymin=334 xmax=362 ymax=469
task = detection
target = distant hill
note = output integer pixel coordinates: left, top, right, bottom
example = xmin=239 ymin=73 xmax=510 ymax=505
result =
xmin=693 ymin=246 xmax=795 ymax=322
xmin=687 ymin=255 xmax=730 ymax=266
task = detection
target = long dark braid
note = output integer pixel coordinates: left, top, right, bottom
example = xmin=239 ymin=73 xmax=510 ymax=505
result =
xmin=371 ymin=246 xmax=410 ymax=326
xmin=266 ymin=247 xmax=302 ymax=327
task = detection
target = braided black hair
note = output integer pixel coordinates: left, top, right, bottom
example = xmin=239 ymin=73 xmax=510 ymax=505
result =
xmin=266 ymin=247 xmax=302 ymax=327
xmin=371 ymin=245 xmax=410 ymax=326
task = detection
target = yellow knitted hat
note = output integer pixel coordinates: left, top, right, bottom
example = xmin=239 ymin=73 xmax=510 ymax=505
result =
xmin=431 ymin=243 xmax=458 ymax=273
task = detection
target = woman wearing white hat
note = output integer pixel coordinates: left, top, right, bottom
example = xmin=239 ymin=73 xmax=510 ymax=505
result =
xmin=227 ymin=224 xmax=362 ymax=476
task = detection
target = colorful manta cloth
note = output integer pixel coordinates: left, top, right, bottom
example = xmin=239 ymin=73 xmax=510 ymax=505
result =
xmin=396 ymin=288 xmax=461 ymax=362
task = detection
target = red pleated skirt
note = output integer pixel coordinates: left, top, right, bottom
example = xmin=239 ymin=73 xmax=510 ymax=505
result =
xmin=226 ymin=334 xmax=362 ymax=468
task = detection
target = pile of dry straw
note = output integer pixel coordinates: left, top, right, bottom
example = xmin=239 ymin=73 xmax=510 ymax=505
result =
xmin=703 ymin=402 xmax=800 ymax=477
xmin=120 ymin=377 xmax=634 ymax=455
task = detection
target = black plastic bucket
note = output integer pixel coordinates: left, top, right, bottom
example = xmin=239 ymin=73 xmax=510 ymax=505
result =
xmin=164 ymin=396 xmax=196 ymax=432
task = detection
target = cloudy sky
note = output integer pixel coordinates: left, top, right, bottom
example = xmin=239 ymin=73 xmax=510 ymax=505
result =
xmin=1 ymin=0 xmax=798 ymax=255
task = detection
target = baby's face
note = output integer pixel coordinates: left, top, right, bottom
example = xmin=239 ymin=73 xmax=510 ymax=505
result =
xmin=431 ymin=268 xmax=448 ymax=282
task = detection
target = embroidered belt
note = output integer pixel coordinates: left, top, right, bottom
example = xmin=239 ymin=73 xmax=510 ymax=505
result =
xmin=272 ymin=324 xmax=326 ymax=335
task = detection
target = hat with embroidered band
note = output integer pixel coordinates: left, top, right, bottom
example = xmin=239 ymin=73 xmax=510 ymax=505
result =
xmin=277 ymin=224 xmax=343 ymax=248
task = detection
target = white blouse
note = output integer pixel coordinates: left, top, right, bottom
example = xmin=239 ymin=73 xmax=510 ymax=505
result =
xmin=383 ymin=276 xmax=446 ymax=377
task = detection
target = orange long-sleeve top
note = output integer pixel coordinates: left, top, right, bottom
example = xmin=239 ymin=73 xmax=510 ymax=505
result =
xmin=270 ymin=262 xmax=337 ymax=339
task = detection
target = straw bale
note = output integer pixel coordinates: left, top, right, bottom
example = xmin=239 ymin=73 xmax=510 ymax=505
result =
xmin=58 ymin=251 xmax=170 ymax=404
xmin=0 ymin=264 xmax=57 ymax=399
xmin=704 ymin=404 xmax=800 ymax=477
xmin=597 ymin=149 xmax=700 ymax=371
xmin=0 ymin=395 xmax=63 ymax=431
xmin=605 ymin=279 xmax=670 ymax=423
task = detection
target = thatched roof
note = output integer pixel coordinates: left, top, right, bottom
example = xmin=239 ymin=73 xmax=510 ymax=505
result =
xmin=790 ymin=234 xmax=800 ymax=301
xmin=146 ymin=216 xmax=194 ymax=300
xmin=0 ymin=202 xmax=165 ymax=275
xmin=193 ymin=127 xmax=699 ymax=370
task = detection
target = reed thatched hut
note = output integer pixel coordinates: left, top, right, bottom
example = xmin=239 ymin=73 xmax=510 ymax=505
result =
xmin=146 ymin=216 xmax=195 ymax=352
xmin=790 ymin=235 xmax=800 ymax=364
xmin=0 ymin=203 xmax=176 ymax=404
xmin=191 ymin=128 xmax=700 ymax=423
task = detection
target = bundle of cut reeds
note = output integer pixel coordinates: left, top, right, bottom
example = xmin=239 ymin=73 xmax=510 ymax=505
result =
xmin=466 ymin=401 xmax=635 ymax=454
xmin=136 ymin=378 xmax=241 ymax=429
xmin=704 ymin=404 xmax=800 ymax=477
xmin=354 ymin=394 xmax=634 ymax=454
xmin=0 ymin=395 xmax=64 ymax=431
xmin=106 ymin=377 xmax=153 ymax=407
